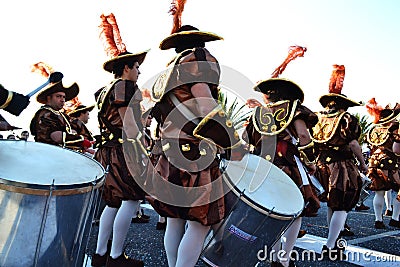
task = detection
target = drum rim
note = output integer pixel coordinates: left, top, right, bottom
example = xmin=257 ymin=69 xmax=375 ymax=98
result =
xmin=223 ymin=173 xmax=303 ymax=220
xmin=0 ymin=176 xmax=105 ymax=196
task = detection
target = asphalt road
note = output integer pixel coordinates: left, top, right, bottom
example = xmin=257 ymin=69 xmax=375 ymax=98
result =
xmin=84 ymin=191 xmax=400 ymax=267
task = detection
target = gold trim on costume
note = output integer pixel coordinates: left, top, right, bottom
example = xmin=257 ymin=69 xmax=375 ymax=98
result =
xmin=366 ymin=125 xmax=390 ymax=146
xmin=252 ymin=100 xmax=299 ymax=136
xmin=0 ymin=91 xmax=13 ymax=109
xmin=193 ymin=105 xmax=242 ymax=149
xmin=312 ymin=111 xmax=346 ymax=143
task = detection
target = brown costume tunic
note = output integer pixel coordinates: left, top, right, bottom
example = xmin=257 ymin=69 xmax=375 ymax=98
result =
xmin=312 ymin=110 xmax=362 ymax=211
xmin=30 ymin=105 xmax=84 ymax=149
xmin=94 ymin=79 xmax=145 ymax=208
xmin=148 ymin=47 xmax=228 ymax=226
xmin=244 ymin=100 xmax=318 ymax=202
xmin=70 ymin=118 xmax=94 ymax=141
xmin=367 ymin=122 xmax=400 ymax=191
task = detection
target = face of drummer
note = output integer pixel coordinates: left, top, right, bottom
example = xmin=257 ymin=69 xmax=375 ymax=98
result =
xmin=78 ymin=111 xmax=90 ymax=124
xmin=46 ymin=92 xmax=66 ymax=110
xmin=124 ymin=62 xmax=140 ymax=82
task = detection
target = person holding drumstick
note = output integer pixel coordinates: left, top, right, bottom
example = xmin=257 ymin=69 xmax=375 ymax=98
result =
xmin=29 ymin=78 xmax=91 ymax=151
xmin=244 ymin=78 xmax=319 ymax=267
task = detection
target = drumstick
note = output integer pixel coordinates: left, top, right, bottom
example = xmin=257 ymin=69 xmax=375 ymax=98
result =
xmin=26 ymin=72 xmax=64 ymax=98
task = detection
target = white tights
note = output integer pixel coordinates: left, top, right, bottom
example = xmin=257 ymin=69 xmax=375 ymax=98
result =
xmin=271 ymin=217 xmax=302 ymax=267
xmin=392 ymin=193 xmax=400 ymax=221
xmin=373 ymin=190 xmax=385 ymax=221
xmin=164 ymin=218 xmax=210 ymax=267
xmin=95 ymin=200 xmax=139 ymax=258
xmin=326 ymin=210 xmax=347 ymax=248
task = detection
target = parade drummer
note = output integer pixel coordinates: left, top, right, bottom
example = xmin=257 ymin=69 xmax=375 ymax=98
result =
xmin=365 ymin=99 xmax=400 ymax=229
xmin=68 ymin=104 xmax=96 ymax=155
xmin=91 ymin=13 xmax=148 ymax=267
xmin=29 ymin=78 xmax=91 ymax=151
xmin=243 ymin=78 xmax=319 ymax=267
xmin=312 ymin=65 xmax=367 ymax=259
xmin=145 ymin=2 xmax=245 ymax=266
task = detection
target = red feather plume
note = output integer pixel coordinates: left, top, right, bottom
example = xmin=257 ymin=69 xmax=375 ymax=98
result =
xmin=271 ymin=45 xmax=307 ymax=78
xmin=366 ymin=97 xmax=383 ymax=123
xmin=328 ymin=64 xmax=345 ymax=94
xmin=63 ymin=97 xmax=82 ymax=115
xmin=169 ymin=0 xmax=187 ymax=34
xmin=99 ymin=13 xmax=127 ymax=58
xmin=30 ymin=62 xmax=54 ymax=78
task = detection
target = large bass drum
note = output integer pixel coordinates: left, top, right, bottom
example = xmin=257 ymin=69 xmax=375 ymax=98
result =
xmin=0 ymin=140 xmax=105 ymax=267
xmin=201 ymin=154 xmax=304 ymax=267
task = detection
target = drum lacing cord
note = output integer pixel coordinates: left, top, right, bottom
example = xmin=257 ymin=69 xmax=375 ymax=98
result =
xmin=34 ymin=179 xmax=55 ymax=267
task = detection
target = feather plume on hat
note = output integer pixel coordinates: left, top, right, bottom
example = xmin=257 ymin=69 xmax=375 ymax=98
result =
xmin=366 ymin=98 xmax=383 ymax=124
xmin=271 ymin=45 xmax=307 ymax=78
xmin=169 ymin=0 xmax=187 ymax=34
xmin=328 ymin=64 xmax=345 ymax=94
xmin=31 ymin=62 xmax=54 ymax=78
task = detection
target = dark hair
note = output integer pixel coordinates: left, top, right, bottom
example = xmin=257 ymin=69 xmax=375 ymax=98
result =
xmin=113 ymin=59 xmax=137 ymax=78
xmin=326 ymin=100 xmax=348 ymax=111
xmin=264 ymin=90 xmax=284 ymax=102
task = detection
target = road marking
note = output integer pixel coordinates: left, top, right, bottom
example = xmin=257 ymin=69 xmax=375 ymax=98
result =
xmin=295 ymin=234 xmax=400 ymax=266
xmin=346 ymin=230 xmax=400 ymax=245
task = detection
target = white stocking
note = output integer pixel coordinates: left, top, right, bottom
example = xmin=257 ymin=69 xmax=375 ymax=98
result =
xmin=159 ymin=215 xmax=166 ymax=223
xmin=96 ymin=206 xmax=117 ymax=255
xmin=110 ymin=200 xmax=139 ymax=259
xmin=392 ymin=193 xmax=400 ymax=221
xmin=175 ymin=221 xmax=210 ymax=267
xmin=164 ymin=218 xmax=186 ymax=267
xmin=326 ymin=211 xmax=347 ymax=248
xmin=373 ymin=191 xmax=385 ymax=221
xmin=385 ymin=190 xmax=393 ymax=210
xmin=279 ymin=217 xmax=302 ymax=267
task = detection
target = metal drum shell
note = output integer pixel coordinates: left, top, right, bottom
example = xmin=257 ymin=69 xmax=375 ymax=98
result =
xmin=201 ymin=154 xmax=304 ymax=267
xmin=0 ymin=140 xmax=105 ymax=267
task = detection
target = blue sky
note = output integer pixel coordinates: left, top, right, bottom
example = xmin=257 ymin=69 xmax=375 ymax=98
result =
xmin=0 ymin=0 xmax=399 ymax=135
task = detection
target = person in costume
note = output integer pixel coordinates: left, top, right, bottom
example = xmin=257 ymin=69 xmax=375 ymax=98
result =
xmin=91 ymin=13 xmax=148 ymax=267
xmin=29 ymin=78 xmax=90 ymax=150
xmin=147 ymin=1 xmax=243 ymax=266
xmin=68 ymin=104 xmax=96 ymax=155
xmin=365 ymin=99 xmax=400 ymax=229
xmin=312 ymin=65 xmax=367 ymax=259
xmin=244 ymin=78 xmax=319 ymax=267
xmin=0 ymin=84 xmax=30 ymax=116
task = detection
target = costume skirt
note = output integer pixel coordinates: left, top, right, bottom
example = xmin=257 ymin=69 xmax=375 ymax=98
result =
xmin=146 ymin=154 xmax=231 ymax=226
xmin=94 ymin=143 xmax=146 ymax=208
xmin=316 ymin=159 xmax=361 ymax=211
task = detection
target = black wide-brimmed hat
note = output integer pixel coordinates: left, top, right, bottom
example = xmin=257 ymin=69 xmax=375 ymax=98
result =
xmin=319 ymin=64 xmax=361 ymax=108
xmin=319 ymin=93 xmax=361 ymax=108
xmin=103 ymin=50 xmax=148 ymax=73
xmin=159 ymin=25 xmax=223 ymax=50
xmin=253 ymin=78 xmax=304 ymax=103
xmin=68 ymin=104 xmax=95 ymax=117
xmin=36 ymin=80 xmax=79 ymax=104
xmin=375 ymin=108 xmax=400 ymax=124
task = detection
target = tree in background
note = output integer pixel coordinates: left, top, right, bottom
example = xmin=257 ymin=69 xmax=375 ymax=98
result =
xmin=353 ymin=112 xmax=373 ymax=145
xmin=218 ymin=90 xmax=252 ymax=130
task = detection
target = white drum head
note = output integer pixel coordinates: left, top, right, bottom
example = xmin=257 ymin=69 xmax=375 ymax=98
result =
xmin=224 ymin=153 xmax=304 ymax=216
xmin=0 ymin=141 xmax=104 ymax=187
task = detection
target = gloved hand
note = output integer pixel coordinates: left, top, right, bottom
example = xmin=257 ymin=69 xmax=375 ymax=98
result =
xmin=4 ymin=92 xmax=30 ymax=116
xmin=82 ymin=138 xmax=93 ymax=149
xmin=302 ymin=184 xmax=321 ymax=217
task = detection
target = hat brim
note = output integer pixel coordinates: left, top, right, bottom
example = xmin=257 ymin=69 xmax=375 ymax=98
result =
xmin=68 ymin=104 xmax=95 ymax=117
xmin=103 ymin=50 xmax=148 ymax=73
xmin=254 ymin=78 xmax=304 ymax=103
xmin=36 ymin=82 xmax=79 ymax=104
xmin=377 ymin=109 xmax=400 ymax=124
xmin=159 ymin=31 xmax=223 ymax=50
xmin=319 ymin=93 xmax=361 ymax=108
